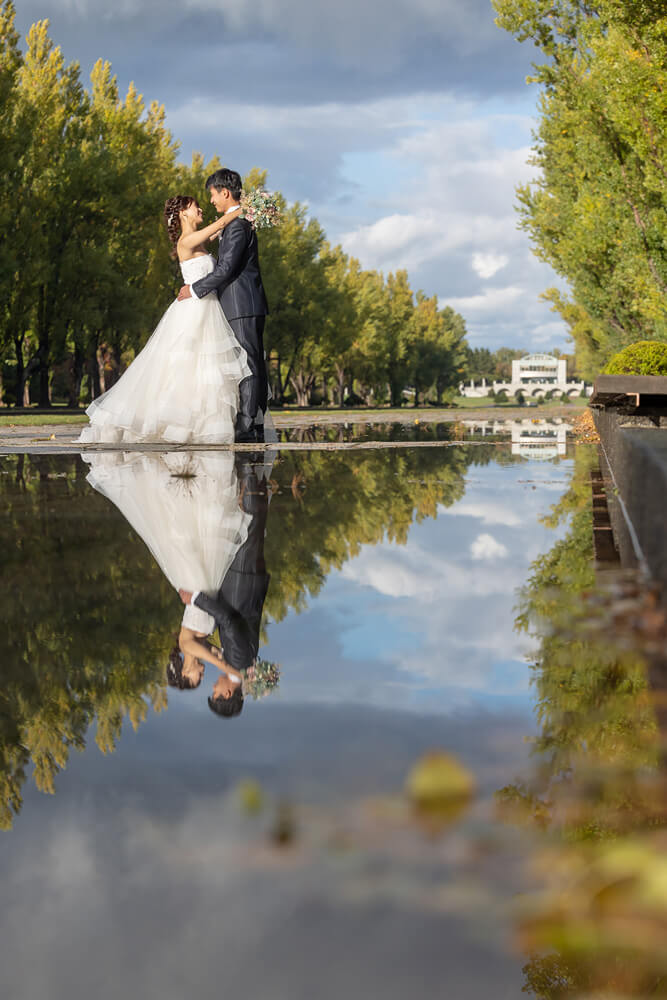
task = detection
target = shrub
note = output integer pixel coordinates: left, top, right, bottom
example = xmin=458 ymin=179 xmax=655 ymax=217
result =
xmin=604 ymin=341 xmax=667 ymax=376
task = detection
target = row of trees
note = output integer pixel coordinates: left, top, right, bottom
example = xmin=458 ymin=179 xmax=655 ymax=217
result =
xmin=493 ymin=0 xmax=667 ymax=378
xmin=0 ymin=4 xmax=468 ymax=409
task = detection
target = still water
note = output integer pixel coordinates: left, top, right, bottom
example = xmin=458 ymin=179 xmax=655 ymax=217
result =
xmin=1 ymin=437 xmax=665 ymax=999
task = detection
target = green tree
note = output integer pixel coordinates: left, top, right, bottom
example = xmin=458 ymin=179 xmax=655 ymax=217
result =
xmin=493 ymin=0 xmax=667 ymax=376
xmin=384 ymin=270 xmax=415 ymax=407
xmin=465 ymin=346 xmax=495 ymax=382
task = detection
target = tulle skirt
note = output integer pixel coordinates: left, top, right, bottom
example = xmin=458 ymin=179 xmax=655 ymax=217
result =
xmin=77 ymin=294 xmax=252 ymax=445
xmin=83 ymin=450 xmax=252 ymax=635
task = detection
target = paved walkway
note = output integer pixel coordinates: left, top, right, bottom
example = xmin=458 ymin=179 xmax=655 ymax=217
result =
xmin=0 ymin=405 xmax=579 ymax=454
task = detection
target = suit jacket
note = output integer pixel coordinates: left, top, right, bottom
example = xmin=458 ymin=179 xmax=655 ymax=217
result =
xmin=194 ymin=461 xmax=270 ymax=671
xmin=191 ymin=217 xmax=268 ymax=320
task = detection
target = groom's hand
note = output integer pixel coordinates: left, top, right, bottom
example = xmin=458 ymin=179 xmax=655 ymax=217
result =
xmin=177 ymin=285 xmax=192 ymax=301
xmin=178 ymin=589 xmax=193 ymax=605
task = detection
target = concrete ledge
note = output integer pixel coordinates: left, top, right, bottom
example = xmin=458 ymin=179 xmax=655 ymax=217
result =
xmin=594 ymin=406 xmax=667 ymax=588
xmin=590 ymin=374 xmax=667 ymax=412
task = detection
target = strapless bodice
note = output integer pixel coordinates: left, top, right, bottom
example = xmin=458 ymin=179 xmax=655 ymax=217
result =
xmin=180 ymin=255 xmax=214 ymax=283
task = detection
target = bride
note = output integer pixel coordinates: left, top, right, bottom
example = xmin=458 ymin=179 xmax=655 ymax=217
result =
xmin=82 ymin=449 xmax=250 ymax=695
xmin=77 ymin=197 xmax=251 ymax=445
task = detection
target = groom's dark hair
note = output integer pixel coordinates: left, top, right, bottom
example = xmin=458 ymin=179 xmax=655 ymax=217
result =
xmin=208 ymin=687 xmax=244 ymax=719
xmin=206 ymin=168 xmax=242 ymax=201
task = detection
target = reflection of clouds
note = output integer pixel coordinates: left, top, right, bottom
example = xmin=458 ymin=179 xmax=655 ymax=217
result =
xmin=341 ymin=544 xmax=519 ymax=599
xmin=437 ymin=499 xmax=522 ymax=527
xmin=274 ymin=464 xmax=573 ymax=710
xmin=0 ymin=702 xmax=530 ymax=999
xmin=470 ymin=534 xmax=508 ymax=561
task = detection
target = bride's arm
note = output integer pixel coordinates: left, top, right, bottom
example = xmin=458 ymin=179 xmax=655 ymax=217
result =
xmin=178 ymin=208 xmax=242 ymax=252
xmin=178 ymin=629 xmax=242 ymax=681
xmin=179 ymin=629 xmax=225 ymax=665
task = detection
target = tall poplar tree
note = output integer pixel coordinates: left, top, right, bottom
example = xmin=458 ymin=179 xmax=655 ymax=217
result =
xmin=493 ymin=0 xmax=667 ymax=375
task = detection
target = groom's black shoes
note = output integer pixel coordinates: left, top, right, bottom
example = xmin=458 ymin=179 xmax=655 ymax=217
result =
xmin=235 ymin=412 xmax=253 ymax=440
xmin=235 ymin=415 xmax=258 ymax=444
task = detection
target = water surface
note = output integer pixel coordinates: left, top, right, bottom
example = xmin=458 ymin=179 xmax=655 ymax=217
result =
xmin=1 ymin=439 xmax=665 ymax=999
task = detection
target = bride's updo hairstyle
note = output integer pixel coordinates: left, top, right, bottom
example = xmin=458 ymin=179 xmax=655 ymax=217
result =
xmin=164 ymin=195 xmax=199 ymax=258
xmin=166 ymin=641 xmax=202 ymax=690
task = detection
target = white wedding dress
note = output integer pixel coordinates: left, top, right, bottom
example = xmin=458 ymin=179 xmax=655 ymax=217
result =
xmin=77 ymin=255 xmax=252 ymax=445
xmin=82 ymin=450 xmax=251 ymax=634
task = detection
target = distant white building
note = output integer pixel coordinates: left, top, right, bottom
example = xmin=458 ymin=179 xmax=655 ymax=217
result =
xmin=460 ymin=353 xmax=590 ymax=399
xmin=463 ymin=418 xmax=568 ymax=459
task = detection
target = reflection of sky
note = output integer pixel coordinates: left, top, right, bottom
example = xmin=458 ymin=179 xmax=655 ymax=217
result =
xmin=0 ymin=450 xmax=576 ymax=999
xmin=264 ymin=457 xmax=572 ymax=713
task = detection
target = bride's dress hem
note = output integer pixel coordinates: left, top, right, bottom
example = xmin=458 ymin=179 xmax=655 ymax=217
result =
xmin=76 ymin=254 xmax=252 ymax=447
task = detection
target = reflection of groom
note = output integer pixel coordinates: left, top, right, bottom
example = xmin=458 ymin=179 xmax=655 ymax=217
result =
xmin=179 ymin=454 xmax=271 ymax=717
xmin=178 ymin=168 xmax=269 ymax=444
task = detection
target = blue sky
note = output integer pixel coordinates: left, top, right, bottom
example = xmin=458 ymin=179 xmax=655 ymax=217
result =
xmin=17 ymin=0 xmax=570 ymax=352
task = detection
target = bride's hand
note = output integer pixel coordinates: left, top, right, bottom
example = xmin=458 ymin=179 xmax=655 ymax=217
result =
xmin=209 ymin=209 xmax=241 ymax=242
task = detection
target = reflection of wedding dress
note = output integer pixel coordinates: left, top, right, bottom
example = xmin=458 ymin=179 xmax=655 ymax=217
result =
xmin=83 ymin=451 xmax=251 ymax=634
xmin=77 ymin=255 xmax=252 ymax=445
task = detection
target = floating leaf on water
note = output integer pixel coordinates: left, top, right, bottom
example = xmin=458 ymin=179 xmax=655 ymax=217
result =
xmin=406 ymin=751 xmax=476 ymax=830
xmin=270 ymin=801 xmax=296 ymax=847
xmin=237 ymin=778 xmax=264 ymax=815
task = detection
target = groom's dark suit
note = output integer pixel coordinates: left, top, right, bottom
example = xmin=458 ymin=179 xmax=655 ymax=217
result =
xmin=191 ymin=217 xmax=269 ymax=434
xmin=192 ymin=457 xmax=270 ymax=673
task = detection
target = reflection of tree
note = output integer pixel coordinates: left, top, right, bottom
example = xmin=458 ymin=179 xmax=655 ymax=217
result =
xmin=499 ymin=445 xmax=666 ymax=998
xmin=263 ymin=446 xmax=488 ymax=627
xmin=0 ymin=455 xmax=174 ymax=829
xmin=0 ymin=443 xmax=515 ymax=830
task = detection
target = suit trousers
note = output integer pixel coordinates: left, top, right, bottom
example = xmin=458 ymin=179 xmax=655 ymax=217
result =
xmin=229 ymin=316 xmax=268 ymax=427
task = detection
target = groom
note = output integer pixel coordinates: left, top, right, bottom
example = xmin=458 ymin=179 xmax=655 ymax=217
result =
xmin=178 ymin=452 xmax=271 ymax=718
xmin=178 ymin=167 xmax=269 ymax=443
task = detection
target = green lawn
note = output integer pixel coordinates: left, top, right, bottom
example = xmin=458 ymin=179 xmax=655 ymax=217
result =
xmin=0 ymin=397 xmax=587 ymax=427
xmin=0 ymin=413 xmax=88 ymax=426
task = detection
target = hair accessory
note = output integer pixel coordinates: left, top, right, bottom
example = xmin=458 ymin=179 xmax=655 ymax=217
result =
xmin=168 ymin=213 xmax=174 ymax=226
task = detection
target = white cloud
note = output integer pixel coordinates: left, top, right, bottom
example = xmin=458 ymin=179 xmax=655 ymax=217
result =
xmin=470 ymin=533 xmax=509 ymax=561
xmin=471 ymin=252 xmax=509 ymax=280
xmin=437 ymin=500 xmax=522 ymax=527
xmin=443 ymin=286 xmax=524 ymax=315
xmin=340 ymin=541 xmax=522 ymax=602
xmin=17 ymin=1 xmax=566 ymax=353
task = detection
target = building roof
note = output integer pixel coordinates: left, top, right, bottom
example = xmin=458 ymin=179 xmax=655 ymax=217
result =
xmin=519 ymin=353 xmax=559 ymax=363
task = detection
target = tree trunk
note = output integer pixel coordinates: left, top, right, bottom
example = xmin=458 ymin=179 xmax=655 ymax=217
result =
xmin=96 ymin=345 xmax=107 ymax=396
xmin=335 ymin=364 xmax=345 ymax=407
xmin=289 ymin=370 xmax=315 ymax=407
xmin=18 ymin=354 xmax=40 ymax=408
xmin=390 ymin=380 xmax=403 ymax=407
xmin=270 ymin=351 xmax=284 ymax=405
xmin=15 ymin=453 xmax=25 ymax=488
xmin=13 ymin=335 xmax=25 ymax=408
xmin=68 ymin=343 xmax=85 ymax=408
xmin=36 ymin=286 xmax=51 ymax=408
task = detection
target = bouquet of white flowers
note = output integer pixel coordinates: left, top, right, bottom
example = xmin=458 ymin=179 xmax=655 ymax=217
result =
xmin=242 ymin=659 xmax=281 ymax=700
xmin=239 ymin=189 xmax=282 ymax=231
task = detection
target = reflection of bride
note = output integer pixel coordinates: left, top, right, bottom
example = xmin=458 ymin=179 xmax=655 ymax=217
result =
xmin=82 ymin=450 xmax=251 ymax=685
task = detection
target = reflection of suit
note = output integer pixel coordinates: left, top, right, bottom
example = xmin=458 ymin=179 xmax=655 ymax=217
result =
xmin=191 ymin=217 xmax=269 ymax=429
xmin=194 ymin=458 xmax=270 ymax=672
